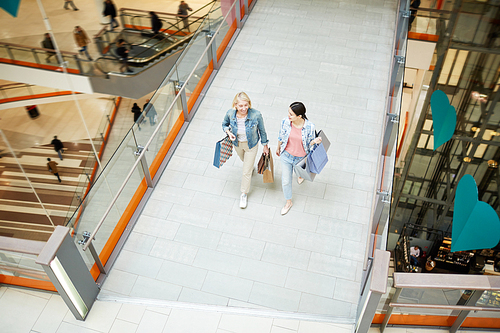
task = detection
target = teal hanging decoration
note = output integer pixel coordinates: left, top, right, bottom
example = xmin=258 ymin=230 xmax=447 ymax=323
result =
xmin=0 ymin=0 xmax=21 ymax=17
xmin=430 ymin=90 xmax=457 ymax=150
xmin=452 ymin=174 xmax=500 ymax=252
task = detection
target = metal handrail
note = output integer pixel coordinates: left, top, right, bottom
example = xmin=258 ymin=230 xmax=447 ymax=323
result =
xmin=82 ymin=0 xmax=239 ymax=251
xmin=0 ymin=41 xmax=78 ymax=56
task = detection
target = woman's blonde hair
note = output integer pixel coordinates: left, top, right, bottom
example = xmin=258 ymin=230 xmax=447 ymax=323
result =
xmin=232 ymin=92 xmax=252 ymax=109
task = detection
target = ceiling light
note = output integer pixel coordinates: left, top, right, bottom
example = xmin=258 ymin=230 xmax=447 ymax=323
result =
xmin=463 ymin=157 xmax=472 ymax=162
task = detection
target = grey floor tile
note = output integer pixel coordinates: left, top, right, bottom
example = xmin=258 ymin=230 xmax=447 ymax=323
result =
xmin=295 ymin=230 xmax=343 ymax=257
xmin=248 ymin=282 xmax=301 ymax=312
xmin=149 ymin=238 xmax=199 ymax=265
xmin=167 ymin=204 xmax=213 ymax=228
xmin=174 ymin=224 xmax=222 ymax=250
xmin=208 ymin=212 xmax=255 ymax=237
xmin=262 ymin=243 xmax=311 ymax=270
xmin=308 ymin=252 xmax=357 ymax=281
xmin=178 ymin=288 xmax=229 ymax=306
xmin=202 ymin=271 xmax=253 ymax=301
xmin=113 ymin=250 xmax=163 ymax=279
xmin=250 ymin=221 xmax=298 ymax=247
xmin=285 ymin=268 xmax=336 ymax=298
xmin=123 ymin=231 xmax=158 ymax=254
xmin=334 ymin=279 xmax=362 ymax=304
xmin=217 ymin=233 xmax=266 ymax=260
xmin=101 ymin=269 xmax=138 ymax=296
xmin=193 ymin=248 xmax=243 ymax=275
xmin=156 ymin=260 xmax=207 ymax=290
xmin=130 ymin=276 xmax=181 ymax=301
xmin=132 ymin=215 xmax=180 ymax=240
xmin=298 ymin=293 xmax=352 ymax=317
xmin=237 ymin=258 xmax=289 ymax=287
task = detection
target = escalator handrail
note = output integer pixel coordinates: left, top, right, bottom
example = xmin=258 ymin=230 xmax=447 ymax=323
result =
xmin=124 ymin=1 xmax=216 ymax=55
xmin=0 ymin=41 xmax=79 ymax=56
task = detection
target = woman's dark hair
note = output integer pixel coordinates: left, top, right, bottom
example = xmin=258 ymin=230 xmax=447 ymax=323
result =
xmin=290 ymin=101 xmax=307 ymax=120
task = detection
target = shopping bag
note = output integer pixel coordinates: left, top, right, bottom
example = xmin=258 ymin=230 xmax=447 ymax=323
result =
xmin=293 ymin=156 xmax=316 ymax=182
xmin=257 ymin=153 xmax=266 ymax=174
xmin=308 ymin=142 xmax=328 ymax=174
xmin=213 ymin=136 xmax=233 ymax=168
xmin=263 ymin=149 xmax=274 ymax=183
xmin=316 ymin=130 xmax=330 ymax=151
xmin=292 ymin=130 xmax=330 ymax=182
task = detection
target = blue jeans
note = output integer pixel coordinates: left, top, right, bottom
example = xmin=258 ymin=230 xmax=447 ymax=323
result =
xmin=280 ymin=150 xmax=305 ymax=200
xmin=79 ymin=46 xmax=91 ymax=60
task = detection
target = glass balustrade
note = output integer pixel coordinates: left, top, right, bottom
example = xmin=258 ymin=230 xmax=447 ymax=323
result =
xmin=1 ymin=0 xmax=243 ymax=294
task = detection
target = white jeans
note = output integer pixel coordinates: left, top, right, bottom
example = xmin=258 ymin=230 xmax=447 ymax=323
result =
xmin=234 ymin=141 xmax=258 ymax=194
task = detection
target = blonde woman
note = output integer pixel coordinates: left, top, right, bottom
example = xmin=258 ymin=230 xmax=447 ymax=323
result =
xmin=222 ymin=92 xmax=269 ymax=208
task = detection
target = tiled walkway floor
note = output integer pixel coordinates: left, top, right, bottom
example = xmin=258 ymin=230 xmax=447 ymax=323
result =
xmin=101 ymin=0 xmax=396 ymax=323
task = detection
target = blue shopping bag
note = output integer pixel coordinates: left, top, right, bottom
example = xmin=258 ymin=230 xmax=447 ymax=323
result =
xmin=307 ymin=142 xmax=328 ymax=174
xmin=213 ymin=136 xmax=233 ymax=168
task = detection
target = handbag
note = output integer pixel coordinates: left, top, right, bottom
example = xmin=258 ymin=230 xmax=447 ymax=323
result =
xmin=263 ymin=149 xmax=274 ymax=183
xmin=213 ymin=136 xmax=233 ymax=168
xmin=308 ymin=142 xmax=328 ymax=174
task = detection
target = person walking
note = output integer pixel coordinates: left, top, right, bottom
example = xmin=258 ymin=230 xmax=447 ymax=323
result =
xmin=131 ymin=103 xmax=143 ymax=129
xmin=63 ymin=0 xmax=79 ymax=11
xmin=116 ymin=39 xmax=132 ymax=73
xmin=143 ymin=99 xmax=157 ymax=125
xmin=177 ymin=1 xmax=193 ymax=31
xmin=47 ymin=158 xmax=62 ymax=183
xmin=103 ymin=0 xmax=119 ymax=31
xmin=150 ymin=12 xmax=163 ymax=35
xmin=73 ymin=26 xmax=93 ymax=61
xmin=276 ymin=102 xmax=322 ymax=215
xmin=51 ymin=136 xmax=65 ymax=160
xmin=222 ymin=92 xmax=269 ymax=209
xmin=41 ymin=33 xmax=56 ymax=63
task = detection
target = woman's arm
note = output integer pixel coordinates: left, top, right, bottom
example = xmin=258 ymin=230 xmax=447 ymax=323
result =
xmin=222 ymin=112 xmax=236 ymax=140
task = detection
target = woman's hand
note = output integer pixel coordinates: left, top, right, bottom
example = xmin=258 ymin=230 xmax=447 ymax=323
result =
xmin=276 ymin=142 xmax=281 ymax=156
xmin=263 ymin=145 xmax=270 ymax=155
xmin=311 ymin=137 xmax=322 ymax=146
xmin=226 ymin=131 xmax=236 ymax=141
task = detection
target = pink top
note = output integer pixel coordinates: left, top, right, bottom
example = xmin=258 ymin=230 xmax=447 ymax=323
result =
xmin=285 ymin=124 xmax=306 ymax=157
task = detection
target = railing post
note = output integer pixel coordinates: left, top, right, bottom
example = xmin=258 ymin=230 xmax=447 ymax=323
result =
xmin=355 ymin=250 xmax=391 ymax=333
xmin=5 ymin=45 xmax=15 ymax=60
xmin=32 ymin=49 xmax=41 ymax=64
xmin=78 ymin=231 xmax=106 ymax=274
xmin=380 ymin=287 xmax=402 ymax=332
xmin=206 ymin=31 xmax=219 ymax=70
xmin=175 ymin=81 xmax=189 ymax=121
xmin=236 ymin=0 xmax=242 ymax=29
xmin=449 ymin=290 xmax=484 ymax=333
xmin=75 ymin=55 xmax=84 ymax=73
xmin=244 ymin=0 xmax=249 ymax=16
xmin=134 ymin=145 xmax=153 ymax=188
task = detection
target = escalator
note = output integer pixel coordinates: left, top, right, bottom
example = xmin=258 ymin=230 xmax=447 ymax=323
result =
xmin=0 ymin=2 xmax=216 ymax=99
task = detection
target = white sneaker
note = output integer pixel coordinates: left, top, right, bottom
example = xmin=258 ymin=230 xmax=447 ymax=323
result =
xmin=240 ymin=193 xmax=247 ymax=209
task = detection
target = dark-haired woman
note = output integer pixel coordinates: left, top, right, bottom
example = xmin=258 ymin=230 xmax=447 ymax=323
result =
xmin=276 ymin=102 xmax=322 ymax=215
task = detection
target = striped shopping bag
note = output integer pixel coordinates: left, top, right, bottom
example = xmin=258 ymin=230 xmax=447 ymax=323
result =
xmin=213 ymin=136 xmax=233 ymax=168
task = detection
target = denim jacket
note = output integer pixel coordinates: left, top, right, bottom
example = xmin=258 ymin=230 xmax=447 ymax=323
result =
xmin=222 ymin=108 xmax=269 ymax=149
xmin=277 ymin=117 xmax=316 ymax=155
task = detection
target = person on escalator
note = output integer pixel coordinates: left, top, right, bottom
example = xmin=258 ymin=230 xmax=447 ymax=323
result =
xmin=41 ymin=33 xmax=56 ymax=63
xmin=73 ymin=26 xmax=93 ymax=61
xmin=116 ymin=39 xmax=133 ymax=73
xmin=178 ymin=1 xmax=193 ymax=32
xmin=103 ymin=0 xmax=119 ymax=31
xmin=150 ymin=12 xmax=163 ymax=35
